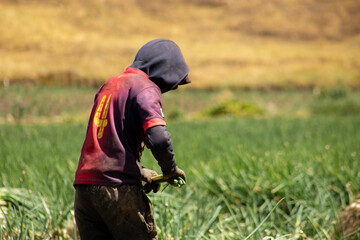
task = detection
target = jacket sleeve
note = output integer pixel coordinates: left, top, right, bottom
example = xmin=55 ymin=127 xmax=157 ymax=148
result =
xmin=146 ymin=125 xmax=177 ymax=174
xmin=136 ymin=86 xmax=166 ymax=132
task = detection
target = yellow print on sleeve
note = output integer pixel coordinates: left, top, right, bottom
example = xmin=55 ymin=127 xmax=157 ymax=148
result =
xmin=94 ymin=94 xmax=112 ymax=139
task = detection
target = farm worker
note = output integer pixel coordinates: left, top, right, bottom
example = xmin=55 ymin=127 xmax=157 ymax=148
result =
xmin=73 ymin=39 xmax=190 ymax=240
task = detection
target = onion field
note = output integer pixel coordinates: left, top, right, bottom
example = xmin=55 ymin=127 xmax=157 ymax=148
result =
xmin=1 ymin=116 xmax=359 ymax=239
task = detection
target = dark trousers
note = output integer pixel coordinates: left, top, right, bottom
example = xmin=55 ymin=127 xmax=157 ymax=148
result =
xmin=74 ymin=184 xmax=158 ymax=240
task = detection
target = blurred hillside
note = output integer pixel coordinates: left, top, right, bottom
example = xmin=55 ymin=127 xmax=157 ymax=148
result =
xmin=1 ymin=0 xmax=359 ymax=89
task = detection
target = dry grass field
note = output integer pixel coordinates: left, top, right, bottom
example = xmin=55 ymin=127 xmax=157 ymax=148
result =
xmin=1 ymin=0 xmax=360 ymax=89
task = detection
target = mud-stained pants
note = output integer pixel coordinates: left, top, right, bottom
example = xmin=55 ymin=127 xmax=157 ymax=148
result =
xmin=74 ymin=185 xmax=158 ymax=240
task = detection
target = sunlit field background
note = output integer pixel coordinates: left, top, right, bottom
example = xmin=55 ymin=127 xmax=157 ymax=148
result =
xmin=1 ymin=0 xmax=360 ymax=89
xmin=1 ymin=0 xmax=360 ymax=239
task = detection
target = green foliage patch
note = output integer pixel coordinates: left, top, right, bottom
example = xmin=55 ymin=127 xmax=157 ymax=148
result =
xmin=201 ymin=100 xmax=264 ymax=118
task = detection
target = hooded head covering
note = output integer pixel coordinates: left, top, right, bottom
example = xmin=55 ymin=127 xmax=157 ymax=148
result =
xmin=130 ymin=39 xmax=190 ymax=93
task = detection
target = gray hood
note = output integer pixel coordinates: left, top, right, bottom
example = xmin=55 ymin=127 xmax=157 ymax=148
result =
xmin=130 ymin=39 xmax=190 ymax=93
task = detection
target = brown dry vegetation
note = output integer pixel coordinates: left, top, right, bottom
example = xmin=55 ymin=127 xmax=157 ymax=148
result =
xmin=0 ymin=0 xmax=360 ymax=89
xmin=333 ymin=199 xmax=360 ymax=239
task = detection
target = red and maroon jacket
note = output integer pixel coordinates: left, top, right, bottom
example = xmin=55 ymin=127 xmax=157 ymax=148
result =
xmin=74 ymin=67 xmax=167 ymax=186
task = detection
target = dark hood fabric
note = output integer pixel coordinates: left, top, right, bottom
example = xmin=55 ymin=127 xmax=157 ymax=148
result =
xmin=130 ymin=39 xmax=190 ymax=93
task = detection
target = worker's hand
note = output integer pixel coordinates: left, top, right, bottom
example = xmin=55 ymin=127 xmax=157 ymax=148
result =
xmin=141 ymin=168 xmax=161 ymax=193
xmin=163 ymin=166 xmax=186 ymax=183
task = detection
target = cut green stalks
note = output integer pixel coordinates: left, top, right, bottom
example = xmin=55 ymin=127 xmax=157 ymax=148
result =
xmin=151 ymin=175 xmax=186 ymax=188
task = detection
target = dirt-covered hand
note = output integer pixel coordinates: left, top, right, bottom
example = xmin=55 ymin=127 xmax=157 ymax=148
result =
xmin=141 ymin=168 xmax=161 ymax=193
xmin=163 ymin=167 xmax=186 ymax=183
